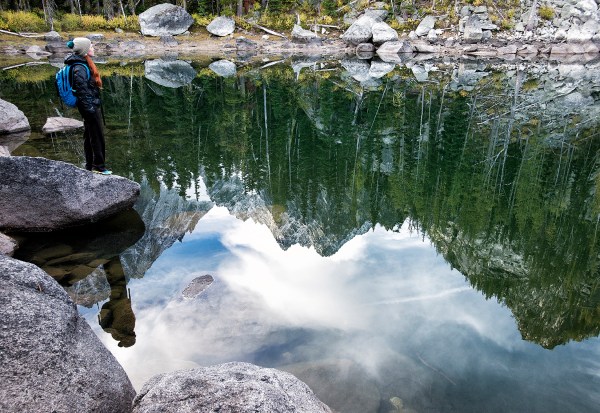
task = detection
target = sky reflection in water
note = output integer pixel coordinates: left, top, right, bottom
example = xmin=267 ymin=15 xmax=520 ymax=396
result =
xmin=80 ymin=205 xmax=600 ymax=413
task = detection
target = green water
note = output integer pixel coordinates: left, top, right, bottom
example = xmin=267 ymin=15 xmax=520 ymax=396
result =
xmin=3 ymin=56 xmax=600 ymax=412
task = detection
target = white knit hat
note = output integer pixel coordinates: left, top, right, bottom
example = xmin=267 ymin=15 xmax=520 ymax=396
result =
xmin=67 ymin=37 xmax=91 ymax=56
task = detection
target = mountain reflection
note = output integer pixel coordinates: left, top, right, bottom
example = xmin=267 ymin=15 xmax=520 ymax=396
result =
xmin=3 ymin=56 xmax=600 ymax=351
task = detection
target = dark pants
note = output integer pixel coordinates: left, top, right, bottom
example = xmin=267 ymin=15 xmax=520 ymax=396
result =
xmin=80 ymin=107 xmax=105 ymax=170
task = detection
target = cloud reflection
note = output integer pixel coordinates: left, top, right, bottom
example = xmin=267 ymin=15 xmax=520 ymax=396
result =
xmin=80 ymin=207 xmax=600 ymax=413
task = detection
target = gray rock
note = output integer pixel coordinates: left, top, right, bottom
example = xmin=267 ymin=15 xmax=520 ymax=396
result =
xmin=464 ymin=15 xmax=484 ymax=42
xmin=132 ymin=362 xmax=332 ymax=413
xmin=497 ymin=44 xmax=518 ymax=55
xmin=44 ymin=30 xmax=61 ymax=41
xmin=0 ymin=146 xmax=9 ymax=156
xmin=412 ymin=65 xmax=429 ymax=82
xmin=0 ymin=232 xmax=17 ymax=255
xmin=26 ymin=45 xmax=50 ymax=59
xmin=376 ymin=40 xmax=414 ymax=55
xmin=291 ymin=24 xmax=321 ymax=43
xmin=567 ymin=19 xmax=600 ymax=42
xmin=139 ymin=3 xmax=194 ymax=37
xmin=65 ymin=266 xmax=111 ymax=307
xmin=576 ymin=0 xmax=598 ymax=14
xmin=182 ymin=274 xmax=214 ymax=299
xmin=87 ymin=33 xmax=104 ymax=41
xmin=362 ymin=9 xmax=388 ymax=22
xmin=341 ymin=15 xmax=376 ymax=44
xmin=0 ymin=254 xmax=135 ymax=413
xmin=368 ymin=60 xmax=395 ymax=79
xmin=0 ymin=130 xmax=29 ymax=154
xmin=562 ymin=91 xmax=594 ymax=107
xmin=144 ymin=59 xmax=196 ymax=88
xmin=160 ymin=35 xmax=178 ymax=46
xmin=356 ymin=43 xmax=376 ymax=53
xmin=236 ymin=37 xmax=257 ymax=50
xmin=0 ymin=99 xmax=30 ymax=134
xmin=412 ymin=41 xmax=441 ymax=53
xmin=206 ymin=15 xmax=236 ymax=37
xmin=208 ymin=59 xmax=237 ymax=77
xmin=341 ymin=59 xmax=371 ymax=82
xmin=42 ymin=117 xmax=84 ymax=134
xmin=371 ymin=21 xmax=398 ymax=44
xmin=0 ymin=156 xmax=140 ymax=231
xmin=415 ymin=15 xmax=436 ymax=37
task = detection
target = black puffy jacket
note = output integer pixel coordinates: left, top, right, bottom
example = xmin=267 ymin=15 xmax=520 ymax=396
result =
xmin=64 ymin=54 xmax=101 ymax=115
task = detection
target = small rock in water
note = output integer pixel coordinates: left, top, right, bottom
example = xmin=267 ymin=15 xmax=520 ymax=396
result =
xmin=182 ymin=274 xmax=214 ymax=299
xmin=42 ymin=117 xmax=84 ymax=134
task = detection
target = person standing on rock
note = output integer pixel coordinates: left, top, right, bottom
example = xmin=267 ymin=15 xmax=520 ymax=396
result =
xmin=65 ymin=37 xmax=112 ymax=175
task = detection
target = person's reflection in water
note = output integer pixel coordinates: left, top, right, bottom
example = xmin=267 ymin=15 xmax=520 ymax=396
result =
xmin=98 ymin=256 xmax=136 ymax=347
xmin=12 ymin=209 xmax=144 ymax=348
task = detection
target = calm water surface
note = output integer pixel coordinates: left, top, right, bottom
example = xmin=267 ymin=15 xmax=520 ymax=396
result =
xmin=2 ymin=55 xmax=600 ymax=412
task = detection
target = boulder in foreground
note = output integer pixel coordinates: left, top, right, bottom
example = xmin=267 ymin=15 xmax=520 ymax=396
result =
xmin=0 ymin=254 xmax=135 ymax=413
xmin=132 ymin=362 xmax=332 ymax=413
xmin=0 ymin=156 xmax=140 ymax=231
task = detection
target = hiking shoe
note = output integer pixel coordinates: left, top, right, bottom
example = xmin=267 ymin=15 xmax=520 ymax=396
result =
xmin=92 ymin=168 xmax=112 ymax=175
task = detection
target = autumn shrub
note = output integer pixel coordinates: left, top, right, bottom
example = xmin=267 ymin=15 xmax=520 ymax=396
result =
xmin=106 ymin=15 xmax=140 ymax=31
xmin=80 ymin=14 xmax=108 ymax=30
xmin=192 ymin=13 xmax=213 ymax=27
xmin=0 ymin=10 xmax=48 ymax=32
xmin=258 ymin=12 xmax=295 ymax=31
xmin=58 ymin=13 xmax=83 ymax=31
xmin=539 ymin=5 xmax=554 ymax=21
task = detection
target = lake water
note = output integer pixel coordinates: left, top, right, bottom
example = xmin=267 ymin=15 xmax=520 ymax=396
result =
xmin=3 ymin=54 xmax=600 ymax=412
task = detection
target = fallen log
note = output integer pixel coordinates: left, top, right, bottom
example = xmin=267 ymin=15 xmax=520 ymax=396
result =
xmin=240 ymin=19 xmax=288 ymax=39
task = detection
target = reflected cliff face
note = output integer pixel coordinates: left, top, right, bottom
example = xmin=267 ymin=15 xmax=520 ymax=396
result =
xmin=4 ymin=55 xmax=600 ymax=412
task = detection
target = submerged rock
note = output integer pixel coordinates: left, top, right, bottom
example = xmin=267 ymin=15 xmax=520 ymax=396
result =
xmin=182 ymin=274 xmax=214 ymax=299
xmin=132 ymin=362 xmax=332 ymax=413
xmin=42 ymin=117 xmax=84 ymax=134
xmin=281 ymin=359 xmax=380 ymax=413
xmin=0 ymin=99 xmax=30 ymax=134
xmin=0 ymin=156 xmax=140 ymax=231
xmin=0 ymin=254 xmax=135 ymax=413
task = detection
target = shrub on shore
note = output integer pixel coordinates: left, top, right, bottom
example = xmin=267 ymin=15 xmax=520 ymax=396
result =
xmin=0 ymin=10 xmax=139 ymax=33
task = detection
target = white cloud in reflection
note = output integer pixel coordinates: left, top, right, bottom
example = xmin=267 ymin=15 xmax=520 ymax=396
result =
xmin=78 ymin=207 xmax=600 ymax=412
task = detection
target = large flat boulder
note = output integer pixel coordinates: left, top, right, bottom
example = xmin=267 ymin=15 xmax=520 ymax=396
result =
xmin=0 ymin=156 xmax=140 ymax=231
xmin=0 ymin=254 xmax=136 ymax=413
xmin=132 ymin=362 xmax=332 ymax=413
xmin=138 ymin=3 xmax=194 ymax=36
xmin=0 ymin=98 xmax=30 ymax=134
